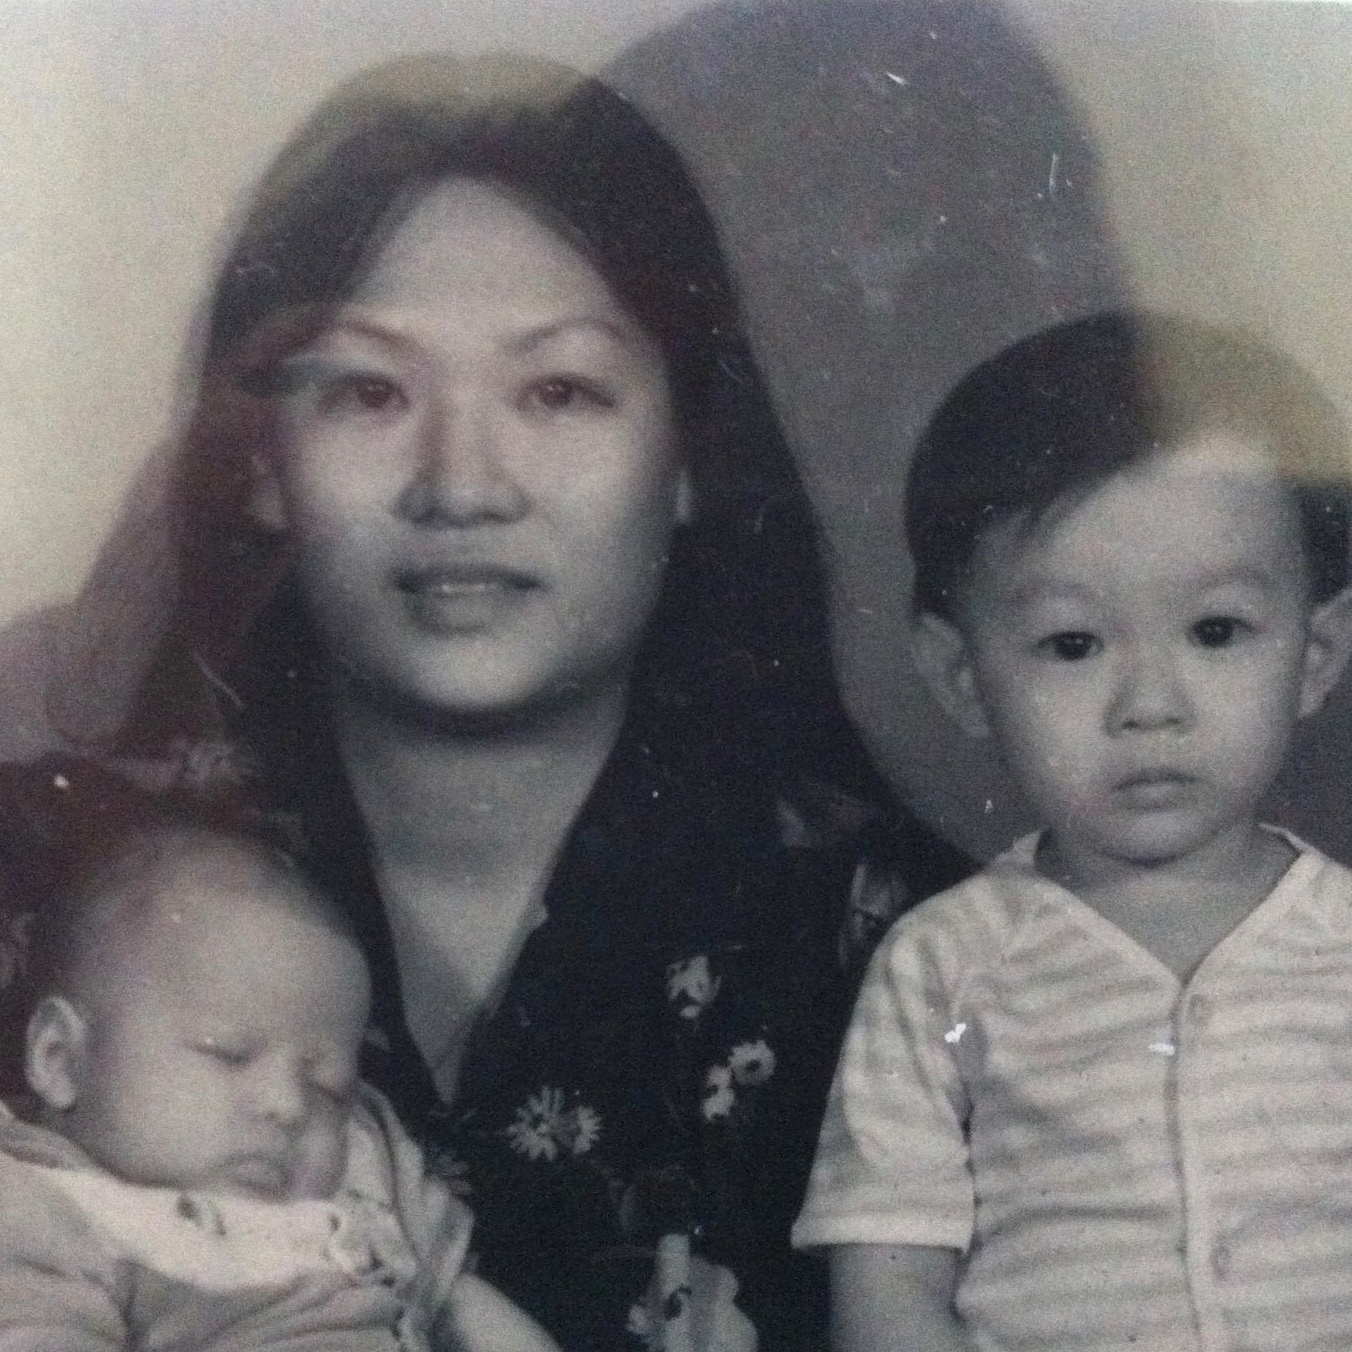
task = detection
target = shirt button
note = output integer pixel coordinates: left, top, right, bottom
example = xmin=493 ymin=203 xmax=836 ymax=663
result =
xmin=1212 ymin=1238 xmax=1232 ymax=1279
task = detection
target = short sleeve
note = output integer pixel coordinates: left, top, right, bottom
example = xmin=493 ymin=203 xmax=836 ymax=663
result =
xmin=791 ymin=890 xmax=987 ymax=1252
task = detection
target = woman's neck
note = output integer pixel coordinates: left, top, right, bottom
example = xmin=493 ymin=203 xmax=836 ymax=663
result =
xmin=333 ymin=685 xmax=630 ymax=1093
xmin=332 ymin=683 xmax=627 ymax=884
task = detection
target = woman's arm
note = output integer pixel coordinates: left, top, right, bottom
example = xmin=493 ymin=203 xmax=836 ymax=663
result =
xmin=432 ymin=1272 xmax=562 ymax=1352
xmin=829 ymin=1244 xmax=973 ymax=1352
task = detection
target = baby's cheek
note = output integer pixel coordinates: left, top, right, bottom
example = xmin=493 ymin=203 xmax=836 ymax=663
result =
xmin=293 ymin=1114 xmax=351 ymax=1199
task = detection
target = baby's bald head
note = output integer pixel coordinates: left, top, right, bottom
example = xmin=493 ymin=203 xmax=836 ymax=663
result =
xmin=37 ymin=824 xmax=356 ymax=1011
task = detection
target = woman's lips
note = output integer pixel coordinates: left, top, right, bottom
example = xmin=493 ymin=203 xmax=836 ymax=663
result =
xmin=395 ymin=564 xmax=538 ymax=634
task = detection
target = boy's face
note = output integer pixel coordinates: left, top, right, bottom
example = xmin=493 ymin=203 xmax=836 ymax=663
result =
xmin=949 ymin=432 xmax=1346 ymax=877
xmin=59 ymin=844 xmax=369 ymax=1201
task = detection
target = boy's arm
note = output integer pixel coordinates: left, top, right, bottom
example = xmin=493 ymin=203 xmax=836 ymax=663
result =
xmin=830 ymin=1244 xmax=974 ymax=1352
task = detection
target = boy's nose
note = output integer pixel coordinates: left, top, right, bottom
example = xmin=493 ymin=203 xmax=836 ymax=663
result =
xmin=1107 ymin=645 xmax=1193 ymax=734
xmin=395 ymin=396 xmax=527 ymax=527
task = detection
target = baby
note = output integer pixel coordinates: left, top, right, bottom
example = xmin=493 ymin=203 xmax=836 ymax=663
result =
xmin=792 ymin=313 xmax=1352 ymax=1351
xmin=0 ymin=797 xmax=557 ymax=1352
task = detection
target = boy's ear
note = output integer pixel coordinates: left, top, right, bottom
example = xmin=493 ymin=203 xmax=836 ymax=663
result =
xmin=244 ymin=452 xmax=287 ymax=532
xmin=1299 ymin=582 xmax=1352 ymax=719
xmin=25 ymin=996 xmax=89 ymax=1112
xmin=911 ymin=611 xmax=991 ymax=739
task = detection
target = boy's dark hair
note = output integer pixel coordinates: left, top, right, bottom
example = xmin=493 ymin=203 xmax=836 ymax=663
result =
xmin=906 ymin=311 xmax=1352 ymax=619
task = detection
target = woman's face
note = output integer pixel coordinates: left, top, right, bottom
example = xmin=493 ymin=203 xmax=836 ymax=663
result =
xmin=260 ymin=178 xmax=689 ymax=723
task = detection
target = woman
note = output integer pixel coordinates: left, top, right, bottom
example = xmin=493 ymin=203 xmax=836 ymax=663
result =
xmin=48 ymin=54 xmax=967 ymax=1351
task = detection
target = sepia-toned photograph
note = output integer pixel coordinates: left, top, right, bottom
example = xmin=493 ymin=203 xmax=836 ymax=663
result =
xmin=0 ymin=0 xmax=1350 ymax=1347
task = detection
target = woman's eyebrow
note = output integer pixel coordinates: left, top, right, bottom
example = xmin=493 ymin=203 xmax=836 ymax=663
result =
xmin=298 ymin=313 xmax=639 ymax=358
xmin=299 ymin=315 xmax=416 ymax=355
xmin=505 ymin=316 xmax=640 ymax=355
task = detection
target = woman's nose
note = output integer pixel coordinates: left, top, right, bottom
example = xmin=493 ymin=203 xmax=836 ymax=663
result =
xmin=395 ymin=396 xmax=527 ymax=527
xmin=1106 ymin=644 xmax=1193 ymax=735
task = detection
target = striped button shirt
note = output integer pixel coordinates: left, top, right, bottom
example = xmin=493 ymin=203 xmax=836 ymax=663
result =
xmin=792 ymin=831 xmax=1352 ymax=1351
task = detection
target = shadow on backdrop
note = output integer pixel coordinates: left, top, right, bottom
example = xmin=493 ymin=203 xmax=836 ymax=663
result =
xmin=9 ymin=0 xmax=1351 ymax=867
xmin=608 ymin=0 xmax=1126 ymax=858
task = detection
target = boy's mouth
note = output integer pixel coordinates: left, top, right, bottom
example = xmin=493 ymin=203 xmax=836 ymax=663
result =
xmin=1114 ymin=769 xmax=1198 ymax=809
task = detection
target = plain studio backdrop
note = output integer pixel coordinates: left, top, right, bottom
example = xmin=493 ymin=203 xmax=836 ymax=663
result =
xmin=1 ymin=0 xmax=1350 ymax=861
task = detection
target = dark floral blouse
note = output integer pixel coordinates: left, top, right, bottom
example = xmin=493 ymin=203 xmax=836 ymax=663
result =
xmin=323 ymin=705 xmax=966 ymax=1352
xmin=0 ymin=709 xmax=967 ymax=1352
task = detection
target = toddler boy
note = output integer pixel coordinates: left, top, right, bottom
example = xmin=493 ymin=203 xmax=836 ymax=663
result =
xmin=792 ymin=313 xmax=1352 ymax=1351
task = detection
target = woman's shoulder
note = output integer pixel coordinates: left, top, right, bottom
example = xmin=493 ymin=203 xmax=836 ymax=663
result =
xmin=770 ymin=770 xmax=972 ymax=972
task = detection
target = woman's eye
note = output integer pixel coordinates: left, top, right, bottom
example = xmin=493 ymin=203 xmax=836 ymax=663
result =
xmin=1192 ymin=615 xmax=1247 ymax=648
xmin=318 ymin=373 xmax=405 ymax=415
xmin=524 ymin=376 xmax=613 ymax=413
xmin=1037 ymin=631 xmax=1100 ymax=661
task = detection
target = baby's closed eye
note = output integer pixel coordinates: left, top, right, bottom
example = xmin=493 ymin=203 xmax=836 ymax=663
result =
xmin=191 ymin=1037 xmax=257 ymax=1068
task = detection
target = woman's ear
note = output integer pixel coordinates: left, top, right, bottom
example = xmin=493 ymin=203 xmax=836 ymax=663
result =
xmin=245 ymin=452 xmax=287 ymax=533
xmin=1299 ymin=582 xmax=1352 ymax=719
xmin=911 ymin=611 xmax=991 ymax=739
xmin=25 ymin=995 xmax=89 ymax=1112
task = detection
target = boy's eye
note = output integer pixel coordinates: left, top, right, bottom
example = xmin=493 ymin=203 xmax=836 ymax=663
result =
xmin=1191 ymin=616 xmax=1248 ymax=649
xmin=522 ymin=376 xmax=614 ymax=413
xmin=1037 ymin=631 xmax=1100 ymax=661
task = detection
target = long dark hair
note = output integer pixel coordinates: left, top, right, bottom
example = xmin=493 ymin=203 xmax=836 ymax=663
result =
xmin=58 ymin=53 xmax=892 ymax=806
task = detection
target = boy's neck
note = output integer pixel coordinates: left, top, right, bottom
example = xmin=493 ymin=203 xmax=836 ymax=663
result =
xmin=1036 ymin=818 xmax=1297 ymax=981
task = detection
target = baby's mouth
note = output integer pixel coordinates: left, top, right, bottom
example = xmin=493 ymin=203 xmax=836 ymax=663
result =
xmin=223 ymin=1154 xmax=292 ymax=1198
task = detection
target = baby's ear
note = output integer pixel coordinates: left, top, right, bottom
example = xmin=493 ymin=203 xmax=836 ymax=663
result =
xmin=911 ymin=611 xmax=991 ymax=739
xmin=25 ymin=996 xmax=89 ymax=1112
xmin=1299 ymin=582 xmax=1352 ymax=719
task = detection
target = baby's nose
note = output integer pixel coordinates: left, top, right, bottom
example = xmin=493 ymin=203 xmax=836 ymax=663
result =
xmin=254 ymin=1064 xmax=308 ymax=1127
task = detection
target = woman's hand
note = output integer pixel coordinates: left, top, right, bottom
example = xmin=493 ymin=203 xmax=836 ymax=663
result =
xmin=637 ymin=1234 xmax=757 ymax=1352
xmin=434 ymin=1271 xmax=563 ymax=1352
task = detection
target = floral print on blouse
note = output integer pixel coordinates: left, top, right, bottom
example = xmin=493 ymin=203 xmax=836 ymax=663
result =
xmin=348 ymin=712 xmax=968 ymax=1352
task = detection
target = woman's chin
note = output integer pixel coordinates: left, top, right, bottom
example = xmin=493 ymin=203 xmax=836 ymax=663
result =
xmin=337 ymin=664 xmax=628 ymax=737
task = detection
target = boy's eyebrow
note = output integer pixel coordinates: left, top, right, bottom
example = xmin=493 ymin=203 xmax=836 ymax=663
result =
xmin=993 ymin=577 xmax=1099 ymax=609
xmin=998 ymin=564 xmax=1284 ymax=611
xmin=1186 ymin=564 xmax=1283 ymax=592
